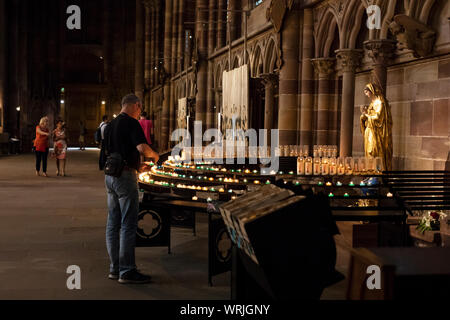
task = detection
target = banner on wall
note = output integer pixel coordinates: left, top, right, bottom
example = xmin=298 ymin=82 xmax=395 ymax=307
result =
xmin=222 ymin=64 xmax=249 ymax=141
xmin=177 ymin=97 xmax=187 ymax=130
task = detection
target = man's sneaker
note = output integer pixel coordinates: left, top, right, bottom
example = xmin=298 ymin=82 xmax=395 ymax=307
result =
xmin=118 ymin=269 xmax=151 ymax=284
xmin=108 ymin=272 xmax=119 ymax=280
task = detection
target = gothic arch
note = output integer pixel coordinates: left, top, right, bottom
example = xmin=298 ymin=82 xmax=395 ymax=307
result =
xmin=252 ymin=44 xmax=263 ymax=77
xmin=315 ymin=9 xmax=340 ymax=57
xmin=264 ymin=37 xmax=279 ymax=73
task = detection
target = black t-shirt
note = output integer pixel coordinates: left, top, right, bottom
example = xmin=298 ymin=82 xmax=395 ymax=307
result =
xmin=104 ymin=113 xmax=147 ymax=170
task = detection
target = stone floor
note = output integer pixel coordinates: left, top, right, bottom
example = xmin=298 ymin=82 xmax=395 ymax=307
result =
xmin=0 ymin=149 xmax=353 ymax=300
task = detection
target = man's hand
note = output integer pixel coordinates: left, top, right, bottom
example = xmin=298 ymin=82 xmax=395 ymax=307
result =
xmin=137 ymin=143 xmax=159 ymax=163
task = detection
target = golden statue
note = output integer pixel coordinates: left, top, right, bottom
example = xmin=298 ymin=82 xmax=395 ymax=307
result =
xmin=360 ymin=83 xmax=393 ymax=171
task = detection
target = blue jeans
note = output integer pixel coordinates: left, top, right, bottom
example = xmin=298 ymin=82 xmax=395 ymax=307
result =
xmin=105 ymin=170 xmax=139 ymax=277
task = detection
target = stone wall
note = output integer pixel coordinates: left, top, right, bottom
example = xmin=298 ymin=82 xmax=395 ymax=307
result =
xmin=0 ymin=0 xmax=5 ymax=134
xmin=353 ymin=55 xmax=450 ymax=170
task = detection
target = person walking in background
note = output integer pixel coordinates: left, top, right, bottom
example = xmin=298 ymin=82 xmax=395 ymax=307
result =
xmin=79 ymin=121 xmax=87 ymax=150
xmin=103 ymin=94 xmax=159 ymax=284
xmin=34 ymin=116 xmax=50 ymax=177
xmin=97 ymin=115 xmax=109 ymax=170
xmin=138 ymin=112 xmax=153 ymax=146
xmin=52 ymin=120 xmax=68 ymax=176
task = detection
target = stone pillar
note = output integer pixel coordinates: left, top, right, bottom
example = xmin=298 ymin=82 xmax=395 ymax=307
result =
xmin=135 ymin=0 xmax=145 ymax=103
xmin=0 ymin=0 xmax=6 ymax=133
xmin=217 ymin=0 xmax=226 ymax=49
xmin=7 ymin=0 xmax=19 ymax=136
xmin=169 ymin=0 xmax=179 ymax=142
xmin=228 ymin=0 xmax=238 ymax=42
xmin=206 ymin=0 xmax=216 ymax=130
xmin=195 ymin=0 xmax=209 ymax=126
xmin=364 ymin=39 xmax=396 ymax=94
xmin=311 ymin=58 xmax=335 ymax=145
xmin=161 ymin=0 xmax=173 ymax=151
xmin=147 ymin=2 xmax=153 ymax=89
xmin=300 ymin=8 xmax=314 ymax=149
xmin=148 ymin=4 xmax=155 ymax=111
xmin=177 ymin=0 xmax=184 ymax=73
xmin=335 ymin=49 xmax=363 ymax=157
xmin=154 ymin=4 xmax=160 ymax=86
xmin=261 ymin=73 xmax=278 ymax=145
xmin=278 ymin=6 xmax=299 ymax=145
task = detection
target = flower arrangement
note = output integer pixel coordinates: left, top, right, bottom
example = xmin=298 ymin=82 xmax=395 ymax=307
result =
xmin=416 ymin=211 xmax=447 ymax=234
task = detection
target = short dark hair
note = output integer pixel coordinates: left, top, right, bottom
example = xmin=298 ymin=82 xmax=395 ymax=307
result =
xmin=102 ymin=115 xmax=108 ymax=121
xmin=141 ymin=111 xmax=148 ymax=118
xmin=121 ymin=94 xmax=141 ymax=107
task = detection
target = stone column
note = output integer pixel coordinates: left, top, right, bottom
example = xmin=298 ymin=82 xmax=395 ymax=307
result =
xmin=148 ymin=4 xmax=155 ymax=111
xmin=364 ymin=39 xmax=396 ymax=94
xmin=217 ymin=0 xmax=226 ymax=49
xmin=154 ymin=4 xmax=160 ymax=86
xmin=278 ymin=6 xmax=299 ymax=145
xmin=177 ymin=0 xmax=184 ymax=73
xmin=206 ymin=0 xmax=216 ymax=130
xmin=161 ymin=0 xmax=173 ymax=151
xmin=135 ymin=0 xmax=145 ymax=103
xmin=195 ymin=0 xmax=209 ymax=126
xmin=335 ymin=49 xmax=363 ymax=157
xmin=300 ymin=8 xmax=314 ymax=149
xmin=311 ymin=58 xmax=335 ymax=145
xmin=0 ymin=0 xmax=6 ymax=132
xmin=169 ymin=0 xmax=179 ymax=142
xmin=261 ymin=73 xmax=278 ymax=145
xmin=7 ymin=0 xmax=19 ymax=136
xmin=148 ymin=2 xmax=154 ymax=89
xmin=228 ymin=0 xmax=238 ymax=42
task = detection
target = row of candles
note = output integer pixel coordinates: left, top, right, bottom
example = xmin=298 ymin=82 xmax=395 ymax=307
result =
xmin=177 ymin=145 xmax=339 ymax=159
xmin=150 ymin=165 xmax=271 ymax=185
xmin=297 ymin=156 xmax=383 ymax=176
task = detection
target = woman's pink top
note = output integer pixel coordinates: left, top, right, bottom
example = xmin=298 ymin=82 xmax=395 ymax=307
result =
xmin=139 ymin=119 xmax=153 ymax=145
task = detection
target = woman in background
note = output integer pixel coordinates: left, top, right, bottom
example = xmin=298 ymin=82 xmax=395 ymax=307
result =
xmin=34 ymin=116 xmax=50 ymax=177
xmin=52 ymin=120 xmax=68 ymax=176
xmin=139 ymin=111 xmax=153 ymax=146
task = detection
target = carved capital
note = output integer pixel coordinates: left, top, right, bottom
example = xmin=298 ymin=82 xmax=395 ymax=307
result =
xmin=259 ymin=73 xmax=279 ymax=89
xmin=364 ymin=39 xmax=396 ymax=66
xmin=335 ymin=49 xmax=363 ymax=73
xmin=388 ymin=14 xmax=436 ymax=58
xmin=311 ymin=58 xmax=336 ymax=77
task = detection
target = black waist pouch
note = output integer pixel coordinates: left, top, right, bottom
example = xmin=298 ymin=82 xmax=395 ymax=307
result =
xmin=104 ymin=152 xmax=125 ymax=177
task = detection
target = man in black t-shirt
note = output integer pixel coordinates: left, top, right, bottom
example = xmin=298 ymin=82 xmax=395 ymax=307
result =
xmin=103 ymin=94 xmax=159 ymax=284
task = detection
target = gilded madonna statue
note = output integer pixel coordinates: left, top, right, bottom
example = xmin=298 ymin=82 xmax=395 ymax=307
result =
xmin=360 ymin=83 xmax=393 ymax=171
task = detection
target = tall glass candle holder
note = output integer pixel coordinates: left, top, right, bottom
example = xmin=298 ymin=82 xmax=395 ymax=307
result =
xmin=337 ymin=157 xmax=345 ymax=175
xmin=345 ymin=157 xmax=354 ymax=175
xmin=358 ymin=157 xmax=367 ymax=174
xmin=313 ymin=145 xmax=318 ymax=158
xmin=375 ymin=157 xmax=383 ymax=174
xmin=303 ymin=145 xmax=309 ymax=157
xmin=321 ymin=157 xmax=330 ymax=175
xmin=305 ymin=157 xmax=313 ymax=175
xmin=329 ymin=157 xmax=337 ymax=175
xmin=366 ymin=157 xmax=375 ymax=173
xmin=297 ymin=156 xmax=305 ymax=175
xmin=318 ymin=145 xmax=324 ymax=158
xmin=313 ymin=157 xmax=321 ymax=175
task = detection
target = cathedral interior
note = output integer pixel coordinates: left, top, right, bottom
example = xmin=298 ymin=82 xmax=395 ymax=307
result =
xmin=0 ymin=0 xmax=449 ymax=303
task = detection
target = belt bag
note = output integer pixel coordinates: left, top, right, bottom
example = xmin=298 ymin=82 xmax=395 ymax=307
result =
xmin=104 ymin=152 xmax=126 ymax=177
